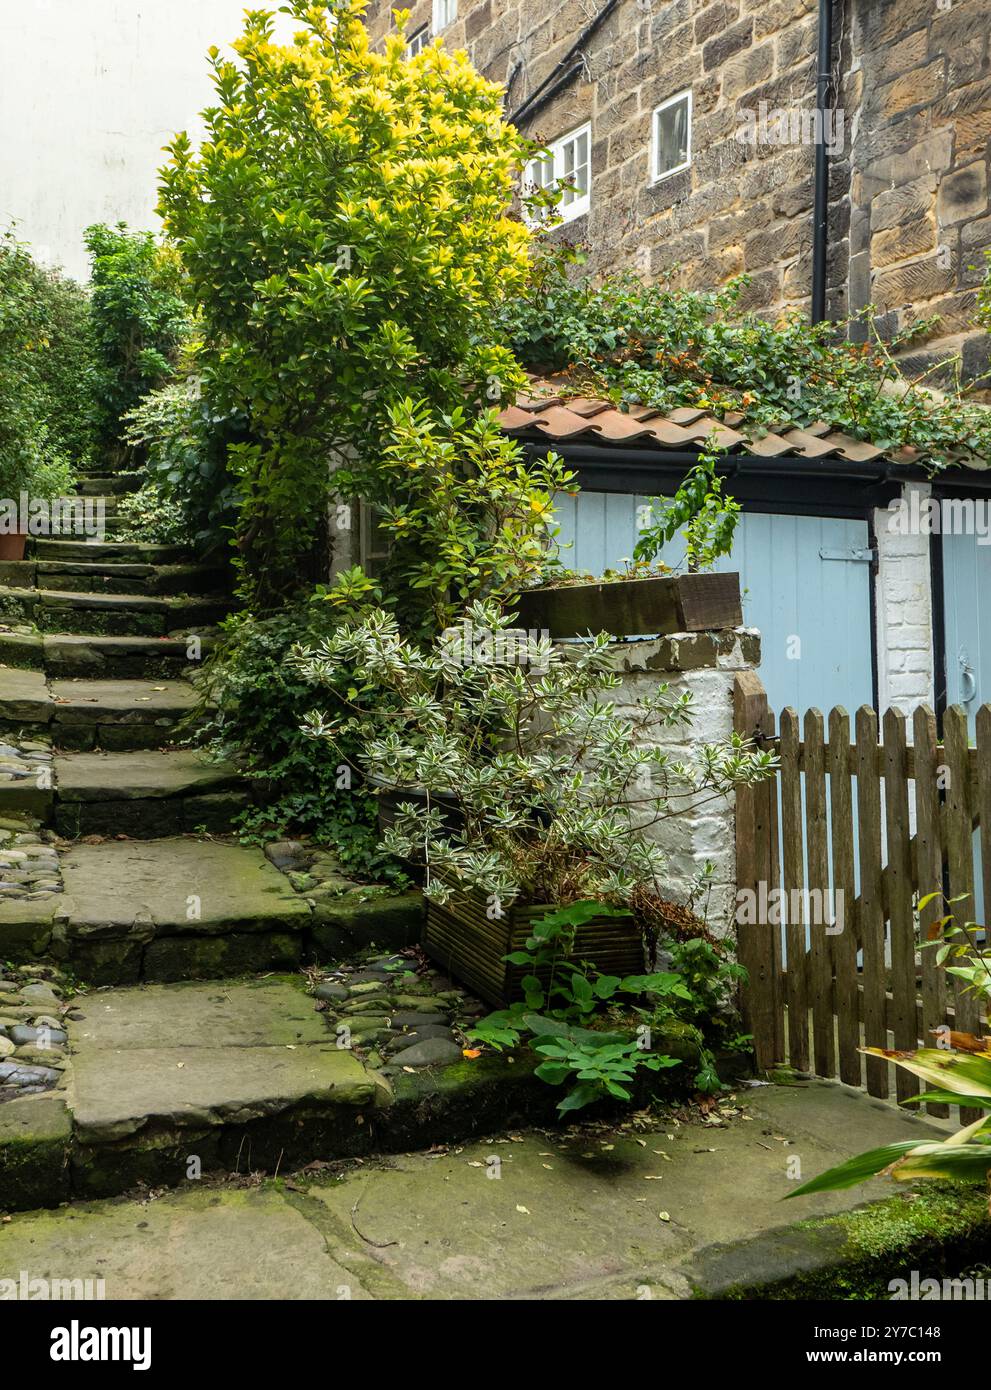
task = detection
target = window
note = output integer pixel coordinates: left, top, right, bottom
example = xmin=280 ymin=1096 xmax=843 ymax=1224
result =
xmin=432 ymin=0 xmax=457 ymax=30
xmin=522 ymin=122 xmax=592 ymax=226
xmin=651 ymin=90 xmax=692 ymax=183
xmin=406 ymin=24 xmax=430 ymax=57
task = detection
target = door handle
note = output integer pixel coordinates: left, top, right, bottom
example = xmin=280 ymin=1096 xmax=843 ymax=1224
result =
xmin=959 ymin=653 xmax=977 ymax=704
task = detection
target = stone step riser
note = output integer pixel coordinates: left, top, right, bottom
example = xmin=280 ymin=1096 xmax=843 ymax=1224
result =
xmin=3 ymin=561 xmax=225 ymax=597
xmin=29 ymin=541 xmax=195 ymax=566
xmin=0 ymin=591 xmax=229 ymax=636
xmin=54 ymin=790 xmax=247 ymax=838
xmin=36 ymin=607 xmax=228 ymax=638
xmin=75 ymin=476 xmax=143 ymax=496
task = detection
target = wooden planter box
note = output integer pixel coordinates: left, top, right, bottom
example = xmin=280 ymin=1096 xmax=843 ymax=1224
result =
xmin=423 ymin=892 xmax=644 ymax=1008
xmin=514 ymin=571 xmax=742 ymax=640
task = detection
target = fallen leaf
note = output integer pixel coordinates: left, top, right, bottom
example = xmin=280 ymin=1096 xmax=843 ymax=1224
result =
xmin=462 ymin=1047 xmax=481 ymax=1059
xmin=516 ymin=1204 xmax=530 ymax=1215
xmin=658 ymin=1211 xmax=671 ymax=1222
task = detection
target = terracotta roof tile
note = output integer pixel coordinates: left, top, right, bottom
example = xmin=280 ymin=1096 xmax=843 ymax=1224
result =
xmin=498 ymin=375 xmax=949 ymax=471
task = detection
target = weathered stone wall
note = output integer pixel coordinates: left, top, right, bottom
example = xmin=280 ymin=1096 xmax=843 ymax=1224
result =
xmin=365 ymin=0 xmax=991 ymax=376
xmin=609 ymin=627 xmax=760 ymax=935
xmin=845 ymin=0 xmax=991 ymax=383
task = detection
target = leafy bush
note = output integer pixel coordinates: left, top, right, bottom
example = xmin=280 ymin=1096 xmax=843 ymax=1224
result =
xmin=470 ymin=901 xmax=747 ymax=1112
xmin=114 ymin=480 xmax=187 ymax=546
xmin=294 ymin=601 xmax=775 ymax=907
xmin=158 ymin=0 xmax=534 ymax=606
xmin=500 ymin=248 xmax=991 ymax=470
xmin=122 ymin=381 xmax=243 ymax=554
xmin=199 ymin=598 xmax=407 ymax=884
xmin=361 ymin=400 xmax=571 ymax=632
xmin=0 ymin=229 xmax=96 ymax=493
xmin=84 ymin=223 xmax=190 ymax=463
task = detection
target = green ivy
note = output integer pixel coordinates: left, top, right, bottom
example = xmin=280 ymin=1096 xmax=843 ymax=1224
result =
xmin=500 ymin=246 xmax=991 ymax=472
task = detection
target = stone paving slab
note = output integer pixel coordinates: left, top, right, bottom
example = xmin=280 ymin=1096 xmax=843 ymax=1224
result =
xmin=73 ymin=978 xmax=329 ymax=1050
xmin=49 ymin=678 xmax=198 ymax=724
xmin=55 ymin=748 xmax=240 ymax=802
xmin=0 ymin=1082 xmax=962 ymax=1300
xmin=68 ymin=1043 xmax=377 ymax=1144
xmin=0 ymin=1187 xmax=376 ymax=1299
xmin=0 ymin=666 xmax=52 ymax=723
xmin=60 ymin=838 xmax=312 ymax=939
xmin=67 ymin=978 xmax=381 ymax=1143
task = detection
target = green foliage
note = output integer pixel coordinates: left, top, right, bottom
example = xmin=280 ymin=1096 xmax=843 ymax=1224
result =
xmin=789 ymin=1048 xmax=991 ymax=1199
xmin=0 ymin=229 xmax=95 ymax=494
xmin=114 ymin=480 xmax=187 ymax=546
xmin=122 ymin=381 xmax=243 ymax=553
xmin=469 ymin=902 xmax=712 ymax=1114
xmin=359 ymin=400 xmax=572 ymax=631
xmin=633 ymin=437 xmax=740 ymax=572
xmin=84 ymin=222 xmax=190 ymax=461
xmin=500 ymin=248 xmax=991 ymax=471
xmin=200 ymin=598 xmax=407 ymax=885
xmin=158 ymin=0 xmax=534 ymax=608
xmin=294 ymin=601 xmax=776 ymax=906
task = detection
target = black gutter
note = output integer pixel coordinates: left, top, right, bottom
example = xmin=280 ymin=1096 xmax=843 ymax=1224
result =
xmin=507 ymin=0 xmax=619 ymax=127
xmin=811 ymin=0 xmax=835 ymax=323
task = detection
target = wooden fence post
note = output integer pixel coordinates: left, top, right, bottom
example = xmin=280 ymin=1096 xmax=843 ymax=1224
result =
xmin=733 ymin=672 xmax=780 ymax=1068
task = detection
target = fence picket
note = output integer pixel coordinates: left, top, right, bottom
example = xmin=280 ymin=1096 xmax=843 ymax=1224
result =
xmin=779 ymin=708 xmax=809 ymax=1072
xmin=913 ymin=704 xmax=947 ymax=1117
xmin=828 ymin=707 xmax=860 ymax=1087
xmin=804 ymin=708 xmax=834 ymax=1078
xmin=883 ymin=709 xmax=918 ymax=1104
xmin=855 ymin=706 xmax=888 ymax=1098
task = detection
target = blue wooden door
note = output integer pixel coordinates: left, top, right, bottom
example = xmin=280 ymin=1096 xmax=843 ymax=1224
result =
xmin=942 ymin=528 xmax=990 ymax=928
xmin=555 ymin=491 xmax=876 ymax=717
xmin=942 ymin=529 xmax=991 ymax=720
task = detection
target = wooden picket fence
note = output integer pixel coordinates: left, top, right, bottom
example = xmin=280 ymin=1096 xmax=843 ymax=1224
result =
xmin=733 ymin=672 xmax=990 ymax=1114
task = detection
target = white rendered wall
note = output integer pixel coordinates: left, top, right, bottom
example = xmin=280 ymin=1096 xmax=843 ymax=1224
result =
xmin=0 ymin=1 xmax=294 ymax=282
xmin=873 ymin=481 xmax=936 ymax=716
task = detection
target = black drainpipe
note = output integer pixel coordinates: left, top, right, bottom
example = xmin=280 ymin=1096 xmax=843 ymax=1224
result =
xmin=811 ymin=0 xmax=835 ymax=323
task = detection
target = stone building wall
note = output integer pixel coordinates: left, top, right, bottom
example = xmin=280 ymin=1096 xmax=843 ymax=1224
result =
xmin=609 ymin=627 xmax=760 ymax=935
xmin=365 ymin=0 xmax=991 ymax=379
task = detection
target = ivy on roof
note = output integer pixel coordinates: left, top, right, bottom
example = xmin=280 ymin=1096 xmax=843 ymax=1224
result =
xmin=498 ymin=245 xmax=991 ymax=473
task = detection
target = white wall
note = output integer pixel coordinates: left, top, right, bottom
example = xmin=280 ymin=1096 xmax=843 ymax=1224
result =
xmin=0 ymin=1 xmax=294 ymax=282
xmin=873 ymin=481 xmax=936 ymax=716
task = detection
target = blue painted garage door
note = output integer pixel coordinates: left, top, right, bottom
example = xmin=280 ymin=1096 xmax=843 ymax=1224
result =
xmin=552 ymin=491 xmax=876 ymax=717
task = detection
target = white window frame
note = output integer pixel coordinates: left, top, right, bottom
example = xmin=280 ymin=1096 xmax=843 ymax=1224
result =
xmin=432 ymin=0 xmax=457 ymax=31
xmin=405 ymin=24 xmax=430 ymax=58
xmin=651 ymin=89 xmax=692 ymax=184
xmin=522 ymin=121 xmax=592 ymax=227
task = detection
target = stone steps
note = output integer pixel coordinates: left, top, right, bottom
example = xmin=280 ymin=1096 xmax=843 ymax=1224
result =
xmin=2 ymin=559 xmax=227 ymax=597
xmin=0 ymin=668 xmax=204 ymax=748
xmin=53 ymin=748 xmax=246 ymax=836
xmin=0 ymin=970 xmax=546 ymax=1210
xmin=0 ymin=586 xmax=230 ymax=637
xmin=30 ymin=539 xmax=196 ymax=566
xmin=42 ymin=633 xmax=216 ymax=679
xmin=75 ymin=473 xmax=143 ymax=496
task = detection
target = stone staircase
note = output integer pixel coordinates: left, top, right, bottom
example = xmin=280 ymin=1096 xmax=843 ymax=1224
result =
xmin=0 ymin=465 xmax=551 ymax=1217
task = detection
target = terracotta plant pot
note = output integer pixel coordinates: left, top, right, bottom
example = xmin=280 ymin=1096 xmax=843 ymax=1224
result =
xmin=423 ymin=891 xmax=644 ymax=1007
xmin=513 ymin=571 xmax=743 ymax=640
xmin=0 ymin=530 xmax=27 ymax=562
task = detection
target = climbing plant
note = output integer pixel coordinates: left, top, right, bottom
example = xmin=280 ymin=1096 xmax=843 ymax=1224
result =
xmin=501 ymin=245 xmax=991 ymax=472
xmin=158 ymin=0 xmax=534 ymax=608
